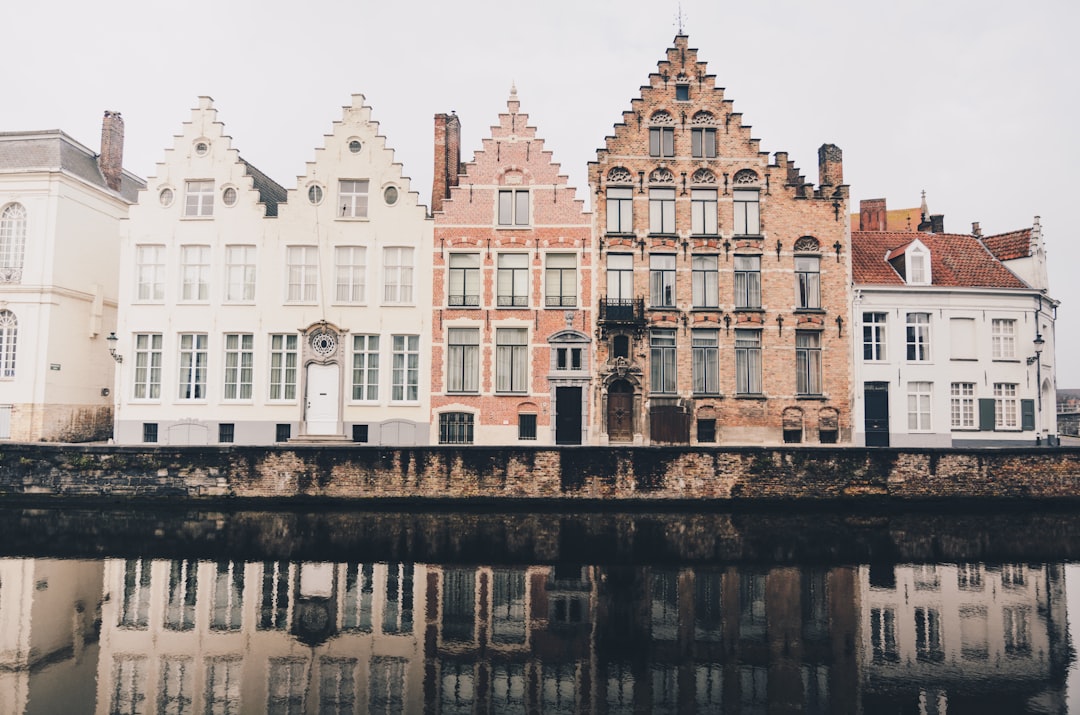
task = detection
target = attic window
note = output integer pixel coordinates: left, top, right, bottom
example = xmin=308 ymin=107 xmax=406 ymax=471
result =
xmin=907 ymin=244 xmax=931 ymax=285
xmin=159 ymin=188 xmax=174 ymax=207
xmin=384 ymin=186 xmax=399 ymax=206
xmin=194 ymin=141 xmax=209 ymax=157
xmin=221 ymin=187 xmax=237 ymax=207
xmin=348 ymin=139 xmax=363 ymax=154
xmin=308 ymin=184 xmax=324 ymax=205
xmin=675 ymin=84 xmax=690 ymax=101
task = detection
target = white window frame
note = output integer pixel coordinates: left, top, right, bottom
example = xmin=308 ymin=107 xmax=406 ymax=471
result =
xmin=795 ymin=256 xmax=821 ymax=310
xmin=351 ymin=334 xmax=380 ymax=402
xmin=650 ymin=329 xmax=677 ymax=394
xmin=735 ymin=329 xmax=762 ymax=395
xmin=692 ymin=254 xmax=719 ymax=308
xmin=448 ymin=253 xmax=480 ymax=307
xmin=649 ymin=253 xmax=676 ymax=308
xmin=795 ymin=331 xmax=822 ymax=396
xmin=224 ymin=245 xmax=256 ymax=302
xmin=497 ymin=253 xmax=529 ymax=307
xmin=268 ymin=334 xmax=298 ymax=401
xmin=132 ymin=333 xmax=163 ymax=400
xmin=991 ymin=318 xmax=1017 ymax=359
xmin=544 ymin=253 xmax=577 ymax=308
xmin=334 ymin=246 xmax=366 ymax=303
xmin=338 ymin=179 xmax=369 ymax=218
xmin=183 ymin=180 xmax=214 ymax=217
xmin=391 ymin=335 xmax=419 ymax=402
xmin=447 ymin=327 xmax=480 ymax=393
xmin=286 ymin=246 xmax=318 ymax=302
xmin=733 ymin=190 xmax=760 ymax=235
xmin=734 ymin=255 xmax=762 ymax=309
xmin=177 ymin=333 xmax=208 ymax=400
xmin=222 ymin=334 xmax=253 ymax=401
xmin=0 ymin=310 xmax=16 ymax=378
xmin=0 ymin=203 xmax=27 ymax=278
xmin=691 ymin=189 xmax=718 ymax=235
xmin=607 ymin=253 xmax=634 ymax=301
xmin=498 ymin=189 xmax=530 ymax=227
xmin=692 ymin=329 xmax=719 ymax=395
xmin=136 ymin=245 xmax=166 ymax=302
xmin=383 ymin=247 xmax=414 ymax=304
xmin=951 ymin=382 xmax=975 ymax=429
xmin=606 ymin=187 xmax=633 ymax=233
xmin=863 ymin=312 xmax=887 ymax=361
xmin=906 ymin=313 xmax=931 ymax=361
xmin=691 ymin=127 xmax=717 ymax=158
xmin=994 ymin=382 xmax=1019 ymax=429
xmin=649 ymin=188 xmax=676 ymax=235
xmin=907 ymin=381 xmax=933 ymax=431
xmin=907 ymin=245 xmax=931 ymax=285
xmin=179 ymin=245 xmax=210 ymax=302
xmin=495 ymin=328 xmax=528 ymax=393
xmin=649 ymin=127 xmax=674 ymax=158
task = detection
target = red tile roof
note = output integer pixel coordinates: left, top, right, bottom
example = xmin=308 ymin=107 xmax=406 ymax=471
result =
xmin=980 ymin=229 xmax=1032 ymax=262
xmin=852 ymin=231 xmax=1030 ymax=289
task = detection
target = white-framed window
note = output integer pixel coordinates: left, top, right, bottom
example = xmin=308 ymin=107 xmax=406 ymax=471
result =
xmin=692 ymin=329 xmax=719 ymax=395
xmin=383 ymin=247 xmax=414 ymax=304
xmin=907 ymin=245 xmax=930 ymax=285
xmin=649 ymin=253 xmax=676 ymax=308
xmin=692 ymin=254 xmax=719 ymax=308
xmin=498 ymin=190 xmax=530 ymax=226
xmin=733 ymin=190 xmax=760 ymax=235
xmin=391 ymin=335 xmax=419 ymax=402
xmin=132 ymin=334 xmax=162 ymax=399
xmin=0 ymin=203 xmax=27 ymax=279
xmin=951 ymin=382 xmax=975 ymax=428
xmin=649 ymin=127 xmax=675 ymax=157
xmin=222 ymin=334 xmax=253 ymax=400
xmin=691 ymin=189 xmax=718 ymax=235
xmin=650 ymin=329 xmax=677 ymax=394
xmin=649 ymin=188 xmax=676 ymax=234
xmin=994 ymin=382 xmax=1019 ymax=429
xmin=448 ymin=253 xmax=480 ymax=307
xmin=136 ymin=245 xmax=166 ymax=302
xmin=991 ymin=318 xmax=1017 ymax=359
xmin=334 ymin=246 xmax=366 ymax=303
xmin=735 ymin=329 xmax=762 ymax=395
xmin=607 ymin=253 xmax=634 ymax=300
xmin=286 ymin=246 xmax=318 ymax=302
xmin=0 ymin=310 xmax=16 ymax=377
xmin=177 ymin=333 xmax=208 ymax=400
xmin=863 ymin=312 xmax=886 ymax=361
xmin=734 ymin=255 xmax=761 ymax=309
xmin=795 ymin=256 xmax=821 ymax=310
xmin=268 ymin=334 xmax=298 ymax=400
xmin=338 ymin=179 xmax=369 ymax=218
xmin=497 ymin=253 xmax=529 ymax=307
xmin=907 ymin=381 xmax=933 ymax=431
xmin=606 ymin=187 xmax=633 ymax=233
xmin=351 ymin=334 xmax=379 ymax=401
xmin=447 ymin=327 xmax=480 ymax=393
xmin=795 ymin=331 xmax=822 ymax=396
xmin=691 ymin=128 xmax=717 ymax=158
xmin=183 ymin=180 xmax=214 ymax=217
xmin=179 ymin=245 xmax=210 ymax=301
xmin=544 ymin=253 xmax=577 ymax=307
xmin=496 ymin=328 xmax=528 ymax=393
xmin=906 ymin=313 xmax=931 ymax=361
xmin=224 ymin=245 xmax=256 ymax=302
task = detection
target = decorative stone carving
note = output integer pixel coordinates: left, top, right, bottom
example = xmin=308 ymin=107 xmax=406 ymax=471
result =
xmin=733 ymin=169 xmax=759 ymax=185
xmin=691 ymin=111 xmax=716 ymax=125
xmin=793 ymin=236 xmax=820 ymax=252
xmin=650 ymin=110 xmax=675 ymax=125
xmin=309 ymin=330 xmax=338 ymax=357
xmin=691 ymin=168 xmax=717 ymax=184
xmin=649 ymin=168 xmax=676 ymax=184
xmin=607 ymin=167 xmax=633 ymax=184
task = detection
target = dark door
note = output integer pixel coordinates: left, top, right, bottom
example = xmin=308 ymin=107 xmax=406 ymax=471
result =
xmin=864 ymin=382 xmax=890 ymax=447
xmin=607 ymin=381 xmax=634 ymax=442
xmin=555 ymin=387 xmax=583 ymax=445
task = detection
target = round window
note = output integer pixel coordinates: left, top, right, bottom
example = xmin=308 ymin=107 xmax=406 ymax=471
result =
xmin=384 ymin=186 xmax=399 ymax=206
xmin=222 ymin=187 xmax=237 ymax=206
xmin=159 ymin=188 xmax=174 ymax=207
xmin=308 ymin=185 xmax=324 ymax=205
xmin=194 ymin=141 xmax=209 ymax=156
xmin=348 ymin=139 xmax=362 ymax=153
xmin=310 ymin=331 xmax=337 ymax=356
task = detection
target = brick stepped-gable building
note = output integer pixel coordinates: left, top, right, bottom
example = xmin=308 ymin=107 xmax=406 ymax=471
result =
xmin=589 ymin=34 xmax=852 ymax=446
xmin=852 ymin=197 xmax=1057 ymax=446
xmin=115 ymin=96 xmax=432 ymax=445
xmin=430 ymin=87 xmax=593 ymax=445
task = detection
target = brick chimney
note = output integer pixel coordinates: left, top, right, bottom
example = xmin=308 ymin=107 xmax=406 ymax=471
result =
xmin=859 ymin=198 xmax=887 ymax=232
xmin=99 ymin=111 xmax=124 ymax=192
xmin=817 ymin=143 xmax=843 ymax=187
xmin=432 ymin=112 xmax=461 ymax=214
xmin=929 ymin=214 xmax=945 ymax=233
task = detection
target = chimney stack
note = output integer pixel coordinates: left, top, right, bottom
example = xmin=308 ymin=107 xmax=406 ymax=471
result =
xmin=100 ymin=111 xmax=124 ymax=192
xmin=817 ymin=143 xmax=843 ymax=187
xmin=431 ymin=112 xmax=461 ymax=214
xmin=972 ymin=221 xmax=982 ymax=238
xmin=859 ymin=198 xmax=888 ymax=232
xmin=929 ymin=214 xmax=945 ymax=234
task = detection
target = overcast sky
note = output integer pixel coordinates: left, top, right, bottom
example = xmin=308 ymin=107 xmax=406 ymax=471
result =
xmin=5 ymin=0 xmax=1078 ymax=385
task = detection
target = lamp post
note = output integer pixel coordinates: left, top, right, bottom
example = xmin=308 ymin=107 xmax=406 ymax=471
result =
xmin=1027 ymin=331 xmax=1045 ymax=443
xmin=106 ymin=332 xmax=123 ymax=363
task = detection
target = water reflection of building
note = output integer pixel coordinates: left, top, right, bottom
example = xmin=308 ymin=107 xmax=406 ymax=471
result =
xmin=96 ymin=558 xmax=427 ymax=714
xmin=859 ymin=563 xmax=1069 ymax=713
xmin=0 ymin=558 xmax=104 ymax=715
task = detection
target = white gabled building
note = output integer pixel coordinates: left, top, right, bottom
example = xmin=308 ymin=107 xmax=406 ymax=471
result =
xmin=851 ymin=197 xmax=1058 ymax=447
xmin=0 ymin=113 xmax=143 ymax=442
xmin=115 ymin=96 xmax=432 ymax=445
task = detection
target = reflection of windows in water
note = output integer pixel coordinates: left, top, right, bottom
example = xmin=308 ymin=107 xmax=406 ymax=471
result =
xmin=441 ymin=568 xmax=475 ymax=643
xmin=165 ymin=559 xmax=198 ymax=631
xmin=439 ymin=660 xmax=475 ymax=715
xmin=111 ymin=655 xmax=148 ymax=715
xmin=369 ymin=656 xmax=407 ymax=714
xmin=491 ymin=570 xmax=527 ymax=644
xmin=343 ymin=563 xmax=374 ymax=632
xmin=960 ymin=605 xmax=989 ymax=660
xmin=205 ymin=658 xmax=242 ymax=714
xmin=739 ymin=572 xmax=767 ymax=641
xmin=957 ymin=563 xmax=984 ymax=591
xmin=1003 ymin=605 xmax=1032 ymax=655
xmin=212 ymin=561 xmax=244 ymax=631
xmin=319 ymin=658 xmax=358 ymax=713
xmin=605 ymin=662 xmax=634 ymax=714
xmin=1001 ymin=563 xmax=1026 ymax=589
xmin=739 ymin=665 xmax=768 ymax=714
xmin=915 ymin=607 xmax=944 ymax=662
xmin=913 ymin=564 xmax=940 ymax=591
xmin=121 ymin=558 xmax=151 ymax=629
xmin=542 ymin=662 xmax=578 ymax=714
xmin=491 ymin=663 xmax=526 ymax=714
xmin=802 ymin=569 xmax=829 ymax=643
xmin=802 ymin=664 xmax=830 ymax=715
xmin=383 ymin=563 xmax=414 ymax=634
xmin=651 ymin=663 xmax=679 ymax=715
xmin=259 ymin=561 xmax=290 ymax=631
xmin=552 ymin=596 xmax=587 ymax=624
xmin=868 ymin=563 xmax=895 ymax=590
xmin=651 ymin=570 xmax=679 ymax=641
xmin=268 ymin=658 xmax=308 ymax=713
xmin=695 ymin=662 xmax=723 ymax=709
xmin=870 ymin=608 xmax=899 ymax=664
xmin=158 ymin=657 xmax=193 ymax=715
xmin=695 ymin=571 xmax=723 ymax=642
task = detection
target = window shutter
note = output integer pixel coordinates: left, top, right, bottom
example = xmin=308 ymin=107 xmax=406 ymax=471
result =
xmin=978 ymin=399 xmax=995 ymax=431
xmin=1021 ymin=400 xmax=1035 ymax=431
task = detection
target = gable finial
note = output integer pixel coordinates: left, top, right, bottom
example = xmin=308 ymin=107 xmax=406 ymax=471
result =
xmin=920 ymin=189 xmax=929 ymax=221
xmin=675 ymin=2 xmax=686 ymax=34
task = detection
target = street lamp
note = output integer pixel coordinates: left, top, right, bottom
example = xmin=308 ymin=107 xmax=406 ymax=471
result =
xmin=1027 ymin=331 xmax=1045 ymax=443
xmin=106 ymin=332 xmax=123 ymax=364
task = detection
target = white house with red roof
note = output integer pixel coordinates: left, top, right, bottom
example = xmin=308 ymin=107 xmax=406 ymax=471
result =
xmin=851 ymin=197 xmax=1057 ymax=447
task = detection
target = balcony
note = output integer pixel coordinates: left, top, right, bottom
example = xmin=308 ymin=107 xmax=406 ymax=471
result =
xmin=599 ymin=298 xmax=645 ymax=335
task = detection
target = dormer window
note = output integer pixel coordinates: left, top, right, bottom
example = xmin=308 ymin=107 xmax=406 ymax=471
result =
xmin=907 ymin=245 xmax=930 ymax=284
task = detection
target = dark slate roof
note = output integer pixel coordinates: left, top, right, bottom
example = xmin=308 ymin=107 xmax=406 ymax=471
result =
xmin=980 ymin=229 xmax=1032 ymax=262
xmin=239 ymin=158 xmax=286 ymax=217
xmin=853 ymin=230 xmax=1030 ymax=289
xmin=0 ymin=130 xmax=144 ymax=201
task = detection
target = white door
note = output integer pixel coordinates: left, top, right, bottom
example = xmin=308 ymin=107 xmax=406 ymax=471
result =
xmin=305 ymin=363 xmax=340 ymax=435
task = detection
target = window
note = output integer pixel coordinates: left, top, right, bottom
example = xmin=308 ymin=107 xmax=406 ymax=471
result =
xmin=735 ymin=329 xmax=762 ymax=395
xmin=142 ymin=423 xmax=158 ymax=443
xmin=135 ymin=245 xmax=166 ymax=301
xmin=269 ymin=334 xmax=298 ymax=400
xmin=992 ymin=318 xmax=1017 ymax=359
xmin=224 ymin=245 xmax=256 ymax=302
xmin=447 ymin=328 xmax=480 ymax=393
xmin=691 ymin=189 xmax=717 ymax=235
xmin=338 ymin=179 xmax=369 ymax=218
xmin=0 ymin=310 xmax=15 ymax=378
xmin=906 ymin=313 xmax=931 ymax=361
xmin=555 ymin=346 xmax=583 ymax=371
xmin=692 ymin=255 xmax=718 ymax=308
xmin=0 ymin=203 xmax=26 ymax=279
xmin=907 ymin=381 xmax=932 ymax=431
xmin=384 ymin=186 xmax=399 ymax=205
xmin=650 ymin=329 xmax=676 ymax=394
xmin=796 ymin=331 xmax=822 ymax=395
xmin=307 ymin=184 xmax=323 ymax=205
xmin=907 ymin=246 xmax=930 ymax=285
xmin=692 ymin=329 xmax=719 ymax=394
xmin=352 ymin=335 xmax=379 ymax=401
xmin=863 ymin=312 xmax=886 ymax=361
xmin=607 ymin=253 xmax=634 ymax=300
xmin=439 ymin=412 xmax=474 ymax=444
xmin=649 ymin=254 xmax=676 ymax=308
xmin=675 ymin=84 xmax=690 ymax=101
xmin=391 ymin=335 xmax=419 ymax=401
xmin=498 ymin=189 xmax=529 ymax=226
xmin=649 ymin=188 xmax=676 ymax=234
xmin=383 ymin=247 xmax=414 ymax=304
xmin=133 ymin=334 xmax=162 ymax=399
xmin=210 ymin=561 xmax=244 ymax=631
xmin=733 ymin=190 xmax=760 ymax=235
xmin=286 ymin=246 xmax=318 ymax=302
xmin=448 ymin=253 xmax=480 ymax=307
xmin=497 ymin=253 xmax=529 ymax=307
xmin=183 ymin=180 xmax=214 ymax=217
xmin=221 ymin=187 xmax=237 ymax=207
xmin=496 ymin=328 xmax=528 ymax=393
xmin=352 ymin=424 xmax=369 ymax=443
xmin=697 ymin=419 xmax=717 ymax=443
xmin=179 ymin=245 xmax=210 ymax=301
xmin=518 ymin=413 xmax=537 ymax=440
xmin=734 ymin=255 xmax=761 ymax=309
xmin=223 ymin=334 xmax=253 ymax=400
xmin=545 ymin=254 xmax=577 ymax=307
xmin=870 ymin=608 xmax=899 ymax=664
xmin=915 ymin=607 xmax=944 ymax=662
xmin=795 ymin=256 xmax=821 ymax=309
xmin=649 ymin=127 xmax=675 ymax=157
xmin=330 ymin=245 xmax=367 ymax=303
xmin=275 ymin=423 xmax=291 ymax=442
xmin=177 ymin=333 xmax=207 ymax=399
xmin=218 ymin=424 xmax=234 ymax=443
xmin=995 ymin=383 xmax=1019 ymax=429
xmin=691 ymin=128 xmax=716 ymax=158
xmin=951 ymin=382 xmax=975 ymax=428
xmin=606 ymin=187 xmax=633 ymax=233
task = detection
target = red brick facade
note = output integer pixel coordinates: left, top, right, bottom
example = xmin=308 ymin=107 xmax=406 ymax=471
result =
xmin=589 ymin=35 xmax=853 ymax=445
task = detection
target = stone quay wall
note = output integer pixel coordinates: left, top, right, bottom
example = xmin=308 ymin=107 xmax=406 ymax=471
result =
xmin=2 ymin=444 xmax=1080 ymax=503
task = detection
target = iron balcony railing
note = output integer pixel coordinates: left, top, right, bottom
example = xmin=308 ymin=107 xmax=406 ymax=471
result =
xmin=599 ymin=298 xmax=646 ymax=326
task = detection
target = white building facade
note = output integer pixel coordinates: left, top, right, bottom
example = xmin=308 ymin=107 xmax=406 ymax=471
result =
xmin=114 ymin=96 xmax=432 ymax=445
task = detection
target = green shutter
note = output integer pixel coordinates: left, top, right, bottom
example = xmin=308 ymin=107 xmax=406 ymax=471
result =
xmin=978 ymin=399 xmax=996 ymax=431
xmin=1021 ymin=400 xmax=1036 ymax=431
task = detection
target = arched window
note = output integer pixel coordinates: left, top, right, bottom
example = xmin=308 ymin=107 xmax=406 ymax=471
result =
xmin=0 ymin=310 xmax=16 ymax=377
xmin=0 ymin=203 xmax=27 ymax=283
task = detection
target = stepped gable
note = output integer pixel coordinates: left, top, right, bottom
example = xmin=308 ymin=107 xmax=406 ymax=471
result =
xmin=853 ymin=230 xmax=1030 ymax=288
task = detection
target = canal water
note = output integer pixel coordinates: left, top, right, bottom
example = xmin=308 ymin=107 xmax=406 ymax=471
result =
xmin=1 ymin=505 xmax=1079 ymax=714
